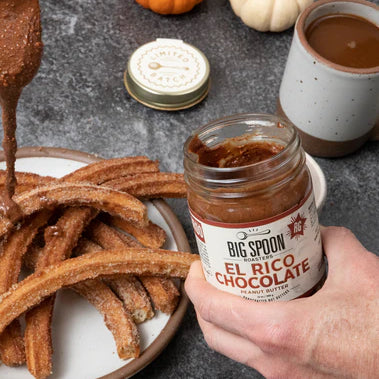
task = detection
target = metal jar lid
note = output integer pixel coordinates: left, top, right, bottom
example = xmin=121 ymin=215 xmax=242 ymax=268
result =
xmin=124 ymin=38 xmax=210 ymax=111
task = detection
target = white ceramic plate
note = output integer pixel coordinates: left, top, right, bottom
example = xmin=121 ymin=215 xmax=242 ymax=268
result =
xmin=0 ymin=147 xmax=191 ymax=379
xmin=0 ymin=147 xmax=326 ymax=379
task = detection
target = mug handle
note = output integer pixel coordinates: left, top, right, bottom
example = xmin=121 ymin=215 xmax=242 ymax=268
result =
xmin=370 ymin=121 xmax=379 ymax=141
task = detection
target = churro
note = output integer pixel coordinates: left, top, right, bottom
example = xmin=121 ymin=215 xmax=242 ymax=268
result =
xmin=103 ymin=215 xmax=166 ymax=249
xmin=25 ymin=297 xmax=54 ymax=379
xmin=0 ymin=170 xmax=54 ymax=195
xmin=71 ymin=280 xmax=140 ymax=359
xmin=0 ymin=210 xmax=52 ymax=366
xmin=0 ymin=183 xmax=148 ymax=237
xmin=104 ymin=172 xmax=186 ymax=198
xmin=0 ymin=248 xmax=199 ymax=334
xmin=86 ymin=219 xmax=141 ymax=249
xmin=20 ymin=157 xmax=162 ymax=376
xmin=0 ymin=157 xmax=191 ymax=376
xmin=75 ymin=238 xmax=155 ymax=323
xmin=24 ymin=236 xmax=144 ymax=363
xmin=0 ymin=321 xmax=25 ymax=367
xmin=38 ymin=207 xmax=97 ymax=268
xmin=0 ymin=211 xmax=52 ymax=294
xmin=105 ymin=277 xmax=154 ymax=324
xmin=0 ymin=0 xmax=192 ymax=370
xmin=84 ymin=221 xmax=155 ymax=321
xmin=24 ymin=207 xmax=97 ymax=378
xmin=63 ymin=156 xmax=159 ymax=184
xmin=84 ymin=220 xmax=154 ymax=323
xmin=0 ymin=184 xmax=146 ymax=372
xmin=140 ymin=276 xmax=180 ymax=315
xmin=87 ymin=219 xmax=179 ymax=314
xmin=0 ymin=174 xmax=55 ymax=369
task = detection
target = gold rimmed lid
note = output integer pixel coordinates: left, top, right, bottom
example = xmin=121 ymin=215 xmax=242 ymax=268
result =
xmin=124 ymin=38 xmax=210 ymax=111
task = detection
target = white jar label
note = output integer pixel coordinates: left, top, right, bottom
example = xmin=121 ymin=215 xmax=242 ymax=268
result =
xmin=189 ymin=191 xmax=325 ymax=302
xmin=129 ymin=39 xmax=208 ymax=94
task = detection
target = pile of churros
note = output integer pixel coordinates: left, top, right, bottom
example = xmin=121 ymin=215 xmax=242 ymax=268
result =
xmin=0 ymin=156 xmax=198 ymax=379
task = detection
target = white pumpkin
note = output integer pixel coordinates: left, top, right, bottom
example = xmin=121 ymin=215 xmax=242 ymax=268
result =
xmin=230 ymin=0 xmax=313 ymax=32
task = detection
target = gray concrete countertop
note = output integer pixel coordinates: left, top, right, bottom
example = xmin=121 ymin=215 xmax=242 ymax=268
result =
xmin=7 ymin=0 xmax=378 ymax=378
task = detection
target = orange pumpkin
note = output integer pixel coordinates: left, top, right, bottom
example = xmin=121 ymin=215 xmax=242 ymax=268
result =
xmin=135 ymin=0 xmax=203 ymax=15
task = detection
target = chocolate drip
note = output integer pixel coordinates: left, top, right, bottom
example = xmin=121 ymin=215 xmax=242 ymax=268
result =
xmin=0 ymin=0 xmax=43 ymax=221
xmin=0 ymin=88 xmax=22 ymax=221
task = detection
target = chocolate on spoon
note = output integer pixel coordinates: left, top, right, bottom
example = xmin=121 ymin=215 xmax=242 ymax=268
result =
xmin=0 ymin=0 xmax=43 ymax=220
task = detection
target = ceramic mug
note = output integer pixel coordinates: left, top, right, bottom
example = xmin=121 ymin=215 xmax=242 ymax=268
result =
xmin=278 ymin=0 xmax=379 ymax=158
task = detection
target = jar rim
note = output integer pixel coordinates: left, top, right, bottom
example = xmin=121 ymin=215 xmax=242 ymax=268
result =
xmin=183 ymin=113 xmax=299 ymax=174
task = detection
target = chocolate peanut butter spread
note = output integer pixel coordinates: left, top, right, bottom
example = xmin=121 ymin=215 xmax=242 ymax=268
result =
xmin=188 ymin=135 xmax=284 ymax=168
xmin=185 ymin=120 xmax=324 ymax=301
xmin=306 ymin=14 xmax=379 ymax=69
xmin=0 ymin=0 xmax=43 ymax=220
xmin=187 ymin=135 xmax=309 ymax=223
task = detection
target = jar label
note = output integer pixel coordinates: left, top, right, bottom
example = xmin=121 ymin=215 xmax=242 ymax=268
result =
xmin=129 ymin=39 xmax=208 ymax=93
xmin=189 ymin=191 xmax=325 ymax=302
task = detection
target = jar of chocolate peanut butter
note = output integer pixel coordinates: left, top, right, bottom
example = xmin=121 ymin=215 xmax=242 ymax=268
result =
xmin=184 ymin=114 xmax=325 ymax=302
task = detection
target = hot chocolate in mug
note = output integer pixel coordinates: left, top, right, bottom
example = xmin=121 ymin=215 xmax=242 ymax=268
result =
xmin=278 ymin=0 xmax=379 ymax=157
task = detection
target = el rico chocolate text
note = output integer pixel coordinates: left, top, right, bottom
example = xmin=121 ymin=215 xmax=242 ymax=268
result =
xmin=216 ymin=253 xmax=311 ymax=290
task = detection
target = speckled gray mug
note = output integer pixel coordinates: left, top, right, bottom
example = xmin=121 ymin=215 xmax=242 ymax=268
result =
xmin=278 ymin=0 xmax=379 ymax=158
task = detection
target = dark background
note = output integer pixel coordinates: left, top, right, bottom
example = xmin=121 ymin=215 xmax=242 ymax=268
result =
xmin=6 ymin=0 xmax=379 ymax=378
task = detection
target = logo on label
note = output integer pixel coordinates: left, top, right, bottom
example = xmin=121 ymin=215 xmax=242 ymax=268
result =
xmin=136 ymin=45 xmax=201 ymax=90
xmin=191 ymin=215 xmax=205 ymax=243
xmin=236 ymin=228 xmax=270 ymax=240
xmin=287 ymin=213 xmax=307 ymax=240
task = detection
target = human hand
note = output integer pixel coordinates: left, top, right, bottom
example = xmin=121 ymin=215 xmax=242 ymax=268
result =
xmin=185 ymin=227 xmax=379 ymax=379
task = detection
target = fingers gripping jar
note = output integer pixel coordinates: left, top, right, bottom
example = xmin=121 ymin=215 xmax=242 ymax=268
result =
xmin=184 ymin=114 xmax=325 ymax=302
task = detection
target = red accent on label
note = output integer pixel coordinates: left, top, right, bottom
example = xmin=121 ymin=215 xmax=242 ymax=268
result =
xmin=287 ymin=213 xmax=307 ymax=240
xmin=190 ymin=214 xmax=205 ymax=243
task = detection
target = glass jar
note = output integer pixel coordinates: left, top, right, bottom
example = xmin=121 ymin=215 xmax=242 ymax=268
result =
xmin=184 ymin=114 xmax=325 ymax=302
